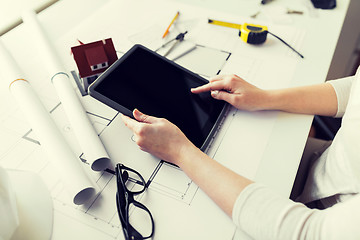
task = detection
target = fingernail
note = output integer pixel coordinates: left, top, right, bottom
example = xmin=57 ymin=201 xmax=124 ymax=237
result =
xmin=211 ymin=90 xmax=219 ymax=96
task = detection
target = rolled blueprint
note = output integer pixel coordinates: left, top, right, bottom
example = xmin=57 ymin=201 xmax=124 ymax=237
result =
xmin=22 ymin=10 xmax=110 ymax=171
xmin=0 ymin=40 xmax=99 ymax=205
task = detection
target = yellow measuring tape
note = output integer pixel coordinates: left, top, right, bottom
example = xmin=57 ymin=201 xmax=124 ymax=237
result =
xmin=208 ymin=18 xmax=304 ymax=58
xmin=208 ymin=19 xmax=268 ymax=44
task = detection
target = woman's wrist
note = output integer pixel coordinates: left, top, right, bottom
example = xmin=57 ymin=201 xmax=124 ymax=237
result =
xmin=260 ymin=89 xmax=284 ymax=111
xmin=174 ymin=142 xmax=204 ymax=169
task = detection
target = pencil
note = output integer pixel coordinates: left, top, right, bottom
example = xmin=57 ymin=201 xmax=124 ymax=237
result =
xmin=162 ymin=11 xmax=180 ymax=38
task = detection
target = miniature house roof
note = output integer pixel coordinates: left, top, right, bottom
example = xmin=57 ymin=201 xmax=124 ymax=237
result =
xmin=85 ymin=45 xmax=108 ymax=67
xmin=71 ymin=38 xmax=118 ymax=78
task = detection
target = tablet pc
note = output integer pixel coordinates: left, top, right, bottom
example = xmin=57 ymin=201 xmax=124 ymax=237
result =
xmin=89 ymin=44 xmax=227 ymax=150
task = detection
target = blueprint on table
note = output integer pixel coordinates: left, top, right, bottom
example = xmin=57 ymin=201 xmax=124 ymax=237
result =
xmin=0 ymin=0 xmax=303 ymax=239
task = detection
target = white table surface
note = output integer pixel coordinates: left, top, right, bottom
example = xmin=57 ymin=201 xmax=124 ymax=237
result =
xmin=173 ymin=0 xmax=350 ymax=197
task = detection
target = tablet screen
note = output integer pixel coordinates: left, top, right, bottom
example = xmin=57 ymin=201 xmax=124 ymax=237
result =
xmin=89 ymin=45 xmax=226 ymax=149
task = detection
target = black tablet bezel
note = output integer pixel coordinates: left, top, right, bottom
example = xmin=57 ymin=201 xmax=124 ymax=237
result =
xmin=88 ymin=44 xmax=227 ymax=151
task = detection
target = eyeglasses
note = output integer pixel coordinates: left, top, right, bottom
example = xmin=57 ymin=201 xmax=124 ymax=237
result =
xmin=115 ymin=163 xmax=155 ymax=240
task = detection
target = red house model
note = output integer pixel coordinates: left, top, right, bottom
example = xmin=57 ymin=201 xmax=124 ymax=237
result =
xmin=71 ymin=38 xmax=118 ymax=92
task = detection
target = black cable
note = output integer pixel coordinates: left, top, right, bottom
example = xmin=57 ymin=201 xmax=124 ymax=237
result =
xmin=267 ymin=31 xmax=304 ymax=58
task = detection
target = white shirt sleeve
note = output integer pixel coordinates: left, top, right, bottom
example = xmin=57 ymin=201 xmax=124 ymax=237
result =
xmin=232 ymin=183 xmax=360 ymax=240
xmin=328 ymin=76 xmax=354 ymax=118
xmin=232 ymin=68 xmax=360 ymax=239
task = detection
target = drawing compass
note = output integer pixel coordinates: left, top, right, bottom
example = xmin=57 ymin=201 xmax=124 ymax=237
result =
xmin=155 ymin=31 xmax=188 ymax=57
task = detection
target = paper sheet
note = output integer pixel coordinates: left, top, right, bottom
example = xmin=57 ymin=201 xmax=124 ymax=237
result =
xmin=22 ymin=10 xmax=110 ymax=171
xmin=11 ymin=80 xmax=102 ymax=205
xmin=174 ymin=45 xmax=230 ymax=78
xmin=0 ymin=40 xmax=102 ymax=205
xmin=0 ymin=40 xmax=100 ymax=205
xmin=207 ymin=50 xmax=298 ymax=180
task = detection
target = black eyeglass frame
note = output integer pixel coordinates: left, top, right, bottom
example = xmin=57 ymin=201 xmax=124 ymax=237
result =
xmin=115 ymin=163 xmax=155 ymax=240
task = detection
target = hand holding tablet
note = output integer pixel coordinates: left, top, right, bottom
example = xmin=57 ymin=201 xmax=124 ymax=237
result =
xmin=89 ymin=44 xmax=227 ymax=150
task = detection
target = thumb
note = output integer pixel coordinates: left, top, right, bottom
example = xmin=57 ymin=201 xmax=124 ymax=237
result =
xmin=211 ymin=90 xmax=234 ymax=104
xmin=133 ymin=109 xmax=156 ymax=124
